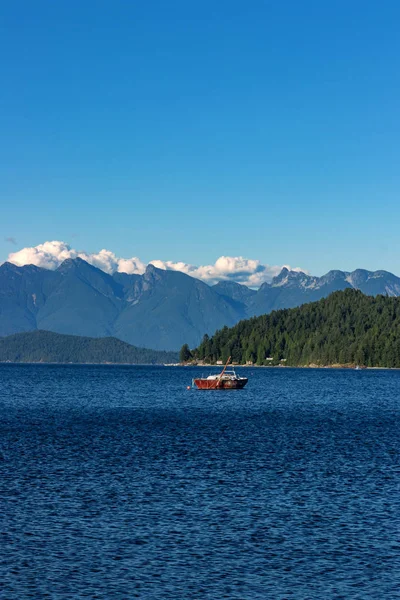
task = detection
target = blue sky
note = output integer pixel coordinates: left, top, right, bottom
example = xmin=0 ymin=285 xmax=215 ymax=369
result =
xmin=1 ymin=1 xmax=399 ymax=278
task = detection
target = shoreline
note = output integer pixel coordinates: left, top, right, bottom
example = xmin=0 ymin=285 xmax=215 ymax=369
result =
xmin=0 ymin=361 xmax=167 ymax=366
xmin=0 ymin=361 xmax=398 ymax=370
xmin=181 ymin=363 xmax=398 ymax=370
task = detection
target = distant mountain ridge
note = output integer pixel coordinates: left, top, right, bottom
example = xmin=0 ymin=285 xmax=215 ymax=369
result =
xmin=0 ymin=330 xmax=178 ymax=364
xmin=239 ymin=267 xmax=400 ymax=317
xmin=0 ymin=258 xmax=244 ymax=350
xmin=1 ymin=257 xmax=400 ymax=350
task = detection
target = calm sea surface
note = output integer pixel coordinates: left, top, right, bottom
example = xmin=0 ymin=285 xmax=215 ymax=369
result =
xmin=1 ymin=365 xmax=400 ymax=599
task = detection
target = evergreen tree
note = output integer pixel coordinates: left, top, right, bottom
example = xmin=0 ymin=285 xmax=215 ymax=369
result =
xmin=179 ymin=343 xmax=192 ymax=363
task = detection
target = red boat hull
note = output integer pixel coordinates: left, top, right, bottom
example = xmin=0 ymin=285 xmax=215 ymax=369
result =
xmin=193 ymin=378 xmax=248 ymax=390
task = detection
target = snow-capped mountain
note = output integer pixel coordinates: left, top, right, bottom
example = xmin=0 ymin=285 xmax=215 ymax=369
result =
xmin=238 ymin=267 xmax=400 ymax=317
xmin=1 ymin=260 xmax=400 ymax=350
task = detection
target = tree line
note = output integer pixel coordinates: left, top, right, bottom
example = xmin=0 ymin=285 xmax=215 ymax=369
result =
xmin=187 ymin=289 xmax=400 ymax=368
xmin=0 ymin=330 xmax=179 ymax=364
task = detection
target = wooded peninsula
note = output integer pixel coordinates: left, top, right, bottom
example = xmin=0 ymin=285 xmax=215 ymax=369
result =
xmin=190 ymin=290 xmax=400 ymax=368
xmin=0 ymin=330 xmax=179 ymax=364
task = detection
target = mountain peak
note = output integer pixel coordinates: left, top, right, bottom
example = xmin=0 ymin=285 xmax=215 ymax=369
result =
xmin=57 ymin=257 xmax=96 ymax=274
xmin=213 ymin=280 xmax=253 ymax=291
xmin=57 ymin=257 xmax=78 ymax=270
xmin=0 ymin=262 xmax=43 ymax=277
xmin=212 ymin=280 xmax=257 ymax=301
xmin=145 ymin=263 xmax=159 ymax=274
xmin=143 ymin=263 xmax=167 ymax=283
xmin=318 ymin=270 xmax=347 ymax=285
xmin=144 ymin=263 xmax=199 ymax=285
xmin=271 ymin=268 xmax=312 ymax=288
xmin=346 ymin=269 xmax=373 ymax=288
xmin=1 ymin=261 xmax=21 ymax=272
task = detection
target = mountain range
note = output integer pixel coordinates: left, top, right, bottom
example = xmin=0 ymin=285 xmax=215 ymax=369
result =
xmin=1 ymin=257 xmax=400 ymax=350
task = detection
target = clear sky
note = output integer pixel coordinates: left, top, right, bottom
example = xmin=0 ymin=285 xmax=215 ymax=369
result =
xmin=1 ymin=0 xmax=399 ymax=277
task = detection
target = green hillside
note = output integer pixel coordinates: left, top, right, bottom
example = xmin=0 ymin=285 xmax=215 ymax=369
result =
xmin=192 ymin=289 xmax=400 ymax=368
xmin=0 ymin=330 xmax=178 ymax=364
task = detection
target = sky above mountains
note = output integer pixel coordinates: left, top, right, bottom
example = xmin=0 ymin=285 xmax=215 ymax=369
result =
xmin=1 ymin=2 xmax=400 ymax=275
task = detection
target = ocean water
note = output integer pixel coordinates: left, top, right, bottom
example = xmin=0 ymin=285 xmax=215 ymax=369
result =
xmin=1 ymin=364 xmax=400 ymax=599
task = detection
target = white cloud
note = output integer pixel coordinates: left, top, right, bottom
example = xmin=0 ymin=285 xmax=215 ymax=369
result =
xmin=5 ymin=240 xmax=306 ymax=287
xmin=8 ymin=241 xmax=77 ymax=270
xmin=81 ymin=248 xmax=146 ymax=275
xmin=149 ymin=256 xmax=307 ymax=286
xmin=7 ymin=241 xmax=146 ymax=276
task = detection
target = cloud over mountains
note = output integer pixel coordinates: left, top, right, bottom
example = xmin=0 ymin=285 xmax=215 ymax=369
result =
xmin=6 ymin=240 xmax=305 ymax=287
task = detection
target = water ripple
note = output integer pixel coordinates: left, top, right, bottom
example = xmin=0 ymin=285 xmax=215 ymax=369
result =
xmin=1 ymin=365 xmax=400 ymax=598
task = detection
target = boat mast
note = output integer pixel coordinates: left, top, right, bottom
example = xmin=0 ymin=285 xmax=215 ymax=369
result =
xmin=215 ymin=355 xmax=231 ymax=388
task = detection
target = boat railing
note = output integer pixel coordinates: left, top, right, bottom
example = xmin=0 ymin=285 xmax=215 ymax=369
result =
xmin=222 ymin=367 xmax=238 ymax=375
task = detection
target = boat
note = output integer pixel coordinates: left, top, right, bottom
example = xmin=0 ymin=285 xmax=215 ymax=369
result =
xmin=192 ymin=357 xmax=248 ymax=390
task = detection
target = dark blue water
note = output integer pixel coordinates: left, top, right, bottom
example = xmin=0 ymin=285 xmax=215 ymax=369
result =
xmin=1 ymin=365 xmax=400 ymax=599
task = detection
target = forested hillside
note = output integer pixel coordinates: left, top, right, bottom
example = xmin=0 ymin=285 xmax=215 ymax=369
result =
xmin=0 ymin=330 xmax=178 ymax=364
xmin=193 ymin=290 xmax=400 ymax=368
